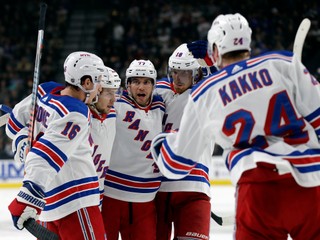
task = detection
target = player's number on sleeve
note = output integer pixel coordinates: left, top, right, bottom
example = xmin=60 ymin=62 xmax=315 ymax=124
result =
xmin=222 ymin=91 xmax=309 ymax=148
xmin=61 ymin=122 xmax=80 ymax=140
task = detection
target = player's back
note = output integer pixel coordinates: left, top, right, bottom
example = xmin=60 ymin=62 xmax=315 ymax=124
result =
xmin=186 ymin=50 xmax=320 ymax=186
xmin=193 ymin=51 xmax=320 ymax=152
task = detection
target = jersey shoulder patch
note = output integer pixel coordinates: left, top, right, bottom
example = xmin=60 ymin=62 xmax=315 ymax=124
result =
xmin=38 ymin=81 xmax=63 ymax=98
xmin=41 ymin=94 xmax=89 ymax=118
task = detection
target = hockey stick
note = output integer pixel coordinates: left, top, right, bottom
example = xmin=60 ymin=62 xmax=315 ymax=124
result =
xmin=21 ymin=3 xmax=52 ymax=240
xmin=293 ymin=18 xmax=311 ymax=61
xmin=24 ymin=218 xmax=59 ymax=240
xmin=27 ymin=1 xmax=47 ymax=148
xmin=0 ymin=113 xmax=9 ymax=127
xmin=211 ymin=211 xmax=234 ymax=226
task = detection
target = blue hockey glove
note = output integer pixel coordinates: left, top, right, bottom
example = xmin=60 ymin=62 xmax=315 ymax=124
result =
xmin=187 ymin=40 xmax=208 ymax=58
xmin=187 ymin=40 xmax=214 ymax=67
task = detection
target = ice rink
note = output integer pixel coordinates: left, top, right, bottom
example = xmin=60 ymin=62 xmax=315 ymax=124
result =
xmin=0 ymin=186 xmax=236 ymax=240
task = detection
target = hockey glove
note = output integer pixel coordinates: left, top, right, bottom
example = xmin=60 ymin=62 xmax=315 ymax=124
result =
xmin=12 ymin=127 xmax=29 ymax=164
xmin=187 ymin=40 xmax=214 ymax=67
xmin=151 ymin=132 xmax=170 ymax=160
xmin=201 ymin=66 xmax=218 ymax=78
xmin=8 ymin=181 xmax=46 ymax=230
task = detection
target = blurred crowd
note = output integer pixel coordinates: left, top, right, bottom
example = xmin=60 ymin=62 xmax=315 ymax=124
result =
xmin=0 ymin=0 xmax=70 ymax=158
xmin=95 ymin=0 xmax=320 ymax=80
xmin=0 ymin=0 xmax=319 ymax=158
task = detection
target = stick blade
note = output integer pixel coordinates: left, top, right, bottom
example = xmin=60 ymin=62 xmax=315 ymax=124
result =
xmin=0 ymin=113 xmax=9 ymax=127
xmin=211 ymin=211 xmax=235 ymax=226
xmin=293 ymin=18 xmax=311 ymax=60
xmin=211 ymin=211 xmax=223 ymax=225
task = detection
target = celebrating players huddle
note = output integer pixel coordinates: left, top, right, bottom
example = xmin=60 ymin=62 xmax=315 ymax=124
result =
xmin=5 ymin=12 xmax=320 ymax=240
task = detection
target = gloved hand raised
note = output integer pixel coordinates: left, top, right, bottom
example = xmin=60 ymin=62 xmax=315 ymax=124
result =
xmin=8 ymin=181 xmax=46 ymax=230
xmin=187 ymin=40 xmax=214 ymax=67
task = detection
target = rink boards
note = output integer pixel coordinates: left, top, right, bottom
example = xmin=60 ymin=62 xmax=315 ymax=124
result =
xmin=0 ymin=156 xmax=231 ymax=187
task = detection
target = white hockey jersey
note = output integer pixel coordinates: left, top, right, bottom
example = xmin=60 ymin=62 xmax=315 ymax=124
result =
xmin=6 ymin=82 xmax=63 ymax=139
xmin=104 ymin=91 xmax=165 ymax=202
xmin=90 ymin=107 xmax=116 ymax=205
xmin=155 ymin=78 xmax=212 ymax=197
xmin=26 ymin=89 xmax=100 ymax=221
xmin=155 ymin=51 xmax=320 ymax=187
xmin=7 ymin=82 xmax=100 ymax=221
xmin=155 ymin=77 xmax=175 ymax=105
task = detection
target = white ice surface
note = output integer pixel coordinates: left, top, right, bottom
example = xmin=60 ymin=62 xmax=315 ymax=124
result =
xmin=0 ymin=186 xmax=236 ymax=239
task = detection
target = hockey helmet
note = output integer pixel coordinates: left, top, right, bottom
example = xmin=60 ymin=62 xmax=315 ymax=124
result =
xmin=64 ymin=51 xmax=105 ymax=87
xmin=168 ymin=43 xmax=200 ymax=77
xmin=125 ymin=59 xmax=157 ymax=87
xmin=207 ymin=13 xmax=252 ymax=63
xmin=100 ymin=67 xmax=121 ymax=89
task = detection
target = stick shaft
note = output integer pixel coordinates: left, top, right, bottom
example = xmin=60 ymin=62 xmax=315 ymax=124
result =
xmin=24 ymin=218 xmax=59 ymax=240
xmin=293 ymin=18 xmax=311 ymax=61
xmin=27 ymin=2 xmax=47 ymax=147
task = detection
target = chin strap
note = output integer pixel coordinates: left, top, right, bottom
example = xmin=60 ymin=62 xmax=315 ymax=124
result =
xmin=78 ymin=82 xmax=100 ymax=104
xmin=84 ymin=92 xmax=91 ymax=104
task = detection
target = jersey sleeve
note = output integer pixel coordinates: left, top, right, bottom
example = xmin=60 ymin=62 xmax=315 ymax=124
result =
xmin=154 ymin=95 xmax=214 ymax=179
xmin=5 ymin=82 xmax=63 ymax=139
xmin=6 ymin=94 xmax=32 ymax=139
xmin=154 ymin=77 xmax=174 ymax=104
xmin=291 ymin=56 xmax=320 ymax=138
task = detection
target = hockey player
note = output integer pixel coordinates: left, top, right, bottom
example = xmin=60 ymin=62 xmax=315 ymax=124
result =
xmin=101 ymin=59 xmax=165 ymax=240
xmin=89 ymin=66 xmax=121 ymax=206
xmin=151 ymin=13 xmax=320 ymax=239
xmin=6 ymin=58 xmax=121 ymax=206
xmin=7 ymin=51 xmax=107 ymax=239
xmin=154 ymin=43 xmax=212 ymax=240
xmin=6 ymin=52 xmax=104 ymax=164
